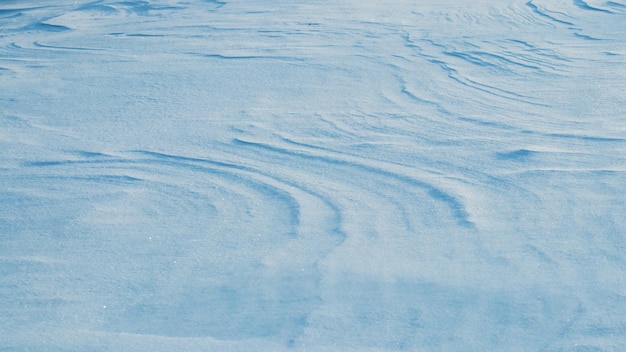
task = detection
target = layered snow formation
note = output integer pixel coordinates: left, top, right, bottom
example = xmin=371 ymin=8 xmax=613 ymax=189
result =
xmin=2 ymin=0 xmax=626 ymax=350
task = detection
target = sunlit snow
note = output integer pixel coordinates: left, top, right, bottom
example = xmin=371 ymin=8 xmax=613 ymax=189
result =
xmin=1 ymin=0 xmax=626 ymax=350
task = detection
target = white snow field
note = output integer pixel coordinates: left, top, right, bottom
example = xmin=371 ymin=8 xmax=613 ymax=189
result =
xmin=1 ymin=0 xmax=626 ymax=350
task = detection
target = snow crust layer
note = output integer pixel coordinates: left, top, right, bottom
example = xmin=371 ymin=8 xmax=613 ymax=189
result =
xmin=1 ymin=0 xmax=626 ymax=350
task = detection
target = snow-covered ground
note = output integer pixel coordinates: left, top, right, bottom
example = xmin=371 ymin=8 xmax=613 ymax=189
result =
xmin=1 ymin=0 xmax=625 ymax=350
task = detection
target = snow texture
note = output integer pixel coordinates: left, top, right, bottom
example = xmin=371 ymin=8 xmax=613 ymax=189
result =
xmin=1 ymin=0 xmax=626 ymax=350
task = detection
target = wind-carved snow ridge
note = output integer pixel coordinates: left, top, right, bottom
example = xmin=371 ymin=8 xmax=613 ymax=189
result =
xmin=525 ymin=1 xmax=576 ymax=25
xmin=231 ymin=137 xmax=475 ymax=228
xmin=573 ymin=0 xmax=614 ymax=13
xmin=2 ymin=0 xmax=626 ymax=351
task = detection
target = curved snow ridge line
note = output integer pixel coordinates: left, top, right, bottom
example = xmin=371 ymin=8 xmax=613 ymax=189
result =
xmin=75 ymin=3 xmax=121 ymax=16
xmin=20 ymin=172 xmax=144 ymax=185
xmin=20 ymin=21 xmax=71 ymax=33
xmin=460 ymin=116 xmax=626 ymax=144
xmin=544 ymin=133 xmax=626 ymax=143
xmin=75 ymin=1 xmax=187 ymax=17
xmin=417 ymin=40 xmax=552 ymax=107
xmin=233 ymin=138 xmax=429 ymax=235
xmin=507 ymin=168 xmax=626 ymax=176
xmin=495 ymin=149 xmax=538 ymax=161
xmin=427 ymin=56 xmax=550 ymax=106
xmin=32 ymin=41 xmax=105 ymax=51
xmin=132 ymin=150 xmax=346 ymax=243
xmin=607 ymin=1 xmax=626 ymax=10
xmin=0 ymin=41 xmax=91 ymax=66
xmin=21 ymin=151 xmax=125 ymax=168
xmin=193 ymin=53 xmax=310 ymax=63
xmin=506 ymin=39 xmax=573 ymax=64
xmin=0 ymin=7 xmax=66 ymax=32
xmin=525 ymin=1 xmax=575 ymax=26
xmin=134 ymin=153 xmax=301 ymax=235
xmin=492 ymin=148 xmax=624 ymax=171
xmin=19 ymin=152 xmax=225 ymax=198
xmin=22 ymin=151 xmax=343 ymax=248
xmin=85 ymin=151 xmax=302 ymax=235
xmin=573 ymin=32 xmax=603 ymax=41
xmin=70 ymin=0 xmax=222 ymax=19
xmin=37 ymin=1 xmax=203 ymax=32
xmin=414 ymin=33 xmax=570 ymax=76
xmin=201 ymin=0 xmax=227 ymax=8
xmin=573 ymin=0 xmax=614 ymax=13
xmin=5 ymin=170 xmax=212 ymax=217
xmin=444 ymin=50 xmax=542 ymax=73
xmin=232 ymin=138 xmax=475 ymax=228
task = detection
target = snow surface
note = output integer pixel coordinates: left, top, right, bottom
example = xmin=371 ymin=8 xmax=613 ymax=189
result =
xmin=1 ymin=0 xmax=626 ymax=350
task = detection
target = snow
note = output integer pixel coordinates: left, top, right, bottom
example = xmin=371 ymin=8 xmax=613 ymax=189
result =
xmin=1 ymin=0 xmax=626 ymax=350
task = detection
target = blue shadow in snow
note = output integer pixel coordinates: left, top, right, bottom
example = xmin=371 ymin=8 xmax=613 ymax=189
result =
xmin=496 ymin=149 xmax=537 ymax=161
xmin=573 ymin=0 xmax=613 ymax=13
xmin=525 ymin=1 xmax=575 ymax=25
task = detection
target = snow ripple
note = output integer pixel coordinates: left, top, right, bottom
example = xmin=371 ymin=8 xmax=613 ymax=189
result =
xmin=2 ymin=0 xmax=626 ymax=350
